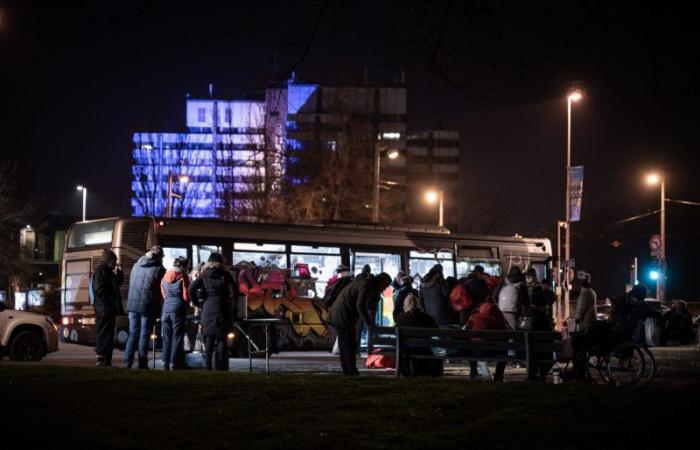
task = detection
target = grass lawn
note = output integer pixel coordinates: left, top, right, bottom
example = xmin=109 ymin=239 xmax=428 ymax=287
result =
xmin=0 ymin=365 xmax=697 ymax=449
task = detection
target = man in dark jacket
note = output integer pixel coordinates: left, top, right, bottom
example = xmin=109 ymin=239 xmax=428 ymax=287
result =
xmin=420 ymin=264 xmax=451 ymax=326
xmin=328 ymin=272 xmax=391 ymax=375
xmin=124 ymin=245 xmax=166 ymax=369
xmin=92 ymin=249 xmax=123 ymax=367
xmin=189 ymin=253 xmax=239 ymax=371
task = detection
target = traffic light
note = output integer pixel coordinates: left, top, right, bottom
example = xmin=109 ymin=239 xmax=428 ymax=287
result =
xmin=649 ymin=270 xmax=660 ymax=281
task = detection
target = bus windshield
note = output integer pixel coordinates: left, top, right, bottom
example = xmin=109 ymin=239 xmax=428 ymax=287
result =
xmin=67 ymin=220 xmax=116 ymax=249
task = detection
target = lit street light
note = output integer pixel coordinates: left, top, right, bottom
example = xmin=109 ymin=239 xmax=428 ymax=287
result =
xmin=166 ymin=172 xmax=190 ymax=218
xmin=563 ymin=89 xmax=582 ymax=323
xmin=646 ymin=171 xmax=666 ymax=302
xmin=425 ymin=189 xmax=444 ymax=227
xmin=372 ymin=145 xmax=400 ymax=223
xmin=76 ymin=185 xmax=87 ymax=222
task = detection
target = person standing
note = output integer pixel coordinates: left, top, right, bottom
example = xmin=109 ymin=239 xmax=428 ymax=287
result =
xmin=524 ymin=268 xmax=540 ymax=302
xmin=420 ymin=264 xmax=451 ymax=326
xmin=160 ymin=256 xmax=190 ymax=370
xmin=189 ymin=253 xmax=238 ymax=371
xmin=575 ymin=280 xmax=597 ymax=332
xmin=466 ymin=301 xmax=509 ymax=382
xmin=91 ymin=249 xmax=123 ymax=367
xmin=125 ymin=246 xmax=166 ymax=369
xmin=328 ymin=272 xmax=392 ymax=375
xmin=495 ymin=266 xmax=528 ymax=330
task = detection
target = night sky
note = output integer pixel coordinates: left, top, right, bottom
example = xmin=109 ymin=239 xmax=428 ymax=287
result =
xmin=1 ymin=1 xmax=699 ymax=298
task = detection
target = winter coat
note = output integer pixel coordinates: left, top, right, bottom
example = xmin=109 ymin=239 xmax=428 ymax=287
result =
xmin=127 ymin=255 xmax=166 ymax=316
xmin=189 ymin=262 xmax=239 ymax=336
xmin=420 ymin=272 xmax=451 ymax=325
xmin=396 ymin=310 xmax=438 ymax=328
xmin=518 ymin=306 xmax=553 ymax=331
xmin=466 ymin=302 xmax=509 ymax=331
xmin=328 ymin=276 xmax=378 ymax=328
xmin=392 ymin=284 xmax=419 ymax=322
xmin=575 ymin=287 xmax=597 ymax=331
xmin=160 ymin=268 xmax=190 ymax=315
xmin=494 ymin=279 xmax=528 ymax=315
xmin=91 ymin=262 xmax=124 ymax=317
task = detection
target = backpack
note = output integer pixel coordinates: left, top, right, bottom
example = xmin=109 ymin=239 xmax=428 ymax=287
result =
xmin=449 ymin=284 xmax=473 ymax=312
xmin=323 ymin=277 xmax=352 ymax=308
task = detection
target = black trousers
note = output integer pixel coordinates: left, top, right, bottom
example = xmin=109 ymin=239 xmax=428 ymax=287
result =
xmin=336 ymin=325 xmax=359 ymax=375
xmin=95 ymin=314 xmax=115 ymax=365
xmin=204 ymin=334 xmax=228 ymax=371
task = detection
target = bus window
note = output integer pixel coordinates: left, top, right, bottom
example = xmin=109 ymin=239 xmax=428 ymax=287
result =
xmin=192 ymin=245 xmax=222 ymax=268
xmin=409 ymin=250 xmax=455 ymax=279
xmin=530 ymin=262 xmax=548 ymax=282
xmin=456 ymin=261 xmax=502 ymax=279
xmin=162 ymin=247 xmax=188 ymax=270
xmin=290 ymin=246 xmax=341 ymax=298
xmin=232 ymin=242 xmax=286 ymax=269
xmin=352 ymin=251 xmax=401 ymax=327
xmin=67 ymin=219 xmax=116 ymax=249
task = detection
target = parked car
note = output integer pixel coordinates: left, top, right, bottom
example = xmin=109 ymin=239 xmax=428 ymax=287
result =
xmin=0 ymin=300 xmax=59 ymax=361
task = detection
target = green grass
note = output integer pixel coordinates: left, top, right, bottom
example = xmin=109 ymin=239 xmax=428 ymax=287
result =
xmin=0 ymin=365 xmax=697 ymax=449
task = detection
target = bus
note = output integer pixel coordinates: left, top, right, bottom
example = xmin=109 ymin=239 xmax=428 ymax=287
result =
xmin=60 ymin=216 xmax=552 ymax=353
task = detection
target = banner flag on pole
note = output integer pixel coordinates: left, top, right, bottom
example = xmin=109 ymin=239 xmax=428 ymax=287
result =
xmin=569 ymin=166 xmax=584 ymax=222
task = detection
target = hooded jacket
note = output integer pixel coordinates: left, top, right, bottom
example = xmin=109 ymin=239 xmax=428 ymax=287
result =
xmin=189 ymin=262 xmax=238 ymax=336
xmin=466 ymin=302 xmax=509 ymax=331
xmin=92 ymin=261 xmax=124 ymax=316
xmin=160 ymin=268 xmax=190 ymax=314
xmin=420 ymin=267 xmax=451 ymax=325
xmin=127 ymin=254 xmax=166 ymax=315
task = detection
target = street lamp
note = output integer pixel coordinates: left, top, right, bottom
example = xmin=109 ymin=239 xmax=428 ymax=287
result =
xmin=425 ymin=189 xmax=444 ymax=227
xmin=563 ymin=89 xmax=582 ymax=322
xmin=646 ymin=171 xmax=666 ymax=302
xmin=166 ymin=172 xmax=189 ymax=218
xmin=372 ymin=145 xmax=400 ymax=223
xmin=76 ymin=185 xmax=87 ymax=222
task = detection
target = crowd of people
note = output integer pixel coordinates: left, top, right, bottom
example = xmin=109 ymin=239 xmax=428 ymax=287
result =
xmin=90 ymin=247 xmax=695 ymax=377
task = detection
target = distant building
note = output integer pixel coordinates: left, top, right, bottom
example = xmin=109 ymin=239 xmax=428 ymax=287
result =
xmin=405 ymin=131 xmax=460 ymax=228
xmin=131 ymin=80 xmax=407 ymax=221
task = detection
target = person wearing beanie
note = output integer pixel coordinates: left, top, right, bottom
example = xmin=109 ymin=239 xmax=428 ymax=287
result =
xmin=420 ymin=264 xmax=451 ymax=326
xmin=125 ymin=245 xmax=166 ymax=369
xmin=189 ymin=252 xmax=239 ymax=370
xmin=91 ymin=249 xmax=123 ymax=367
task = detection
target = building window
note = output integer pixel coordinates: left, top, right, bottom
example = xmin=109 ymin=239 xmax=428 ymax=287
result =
xmin=379 ymin=132 xmax=401 ymax=140
xmin=327 ymin=141 xmax=337 ymax=151
xmin=198 ymin=108 xmax=206 ymax=123
xmin=225 ymin=108 xmax=232 ymax=123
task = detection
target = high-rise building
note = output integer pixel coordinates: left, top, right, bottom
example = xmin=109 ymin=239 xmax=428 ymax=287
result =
xmin=131 ymin=80 xmax=407 ymax=221
xmin=405 ymin=130 xmax=460 ymax=228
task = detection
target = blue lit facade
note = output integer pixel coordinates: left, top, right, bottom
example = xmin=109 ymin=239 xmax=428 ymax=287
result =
xmin=131 ymin=81 xmax=408 ymax=220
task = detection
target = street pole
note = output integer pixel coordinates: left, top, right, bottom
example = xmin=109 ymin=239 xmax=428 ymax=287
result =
xmin=556 ymin=220 xmax=563 ymax=327
xmin=81 ymin=187 xmax=87 ymax=222
xmin=166 ymin=172 xmax=173 ymax=219
xmin=438 ymin=189 xmax=444 ymax=227
xmin=373 ymin=144 xmax=380 ymax=223
xmin=564 ymin=97 xmax=572 ymax=322
xmin=659 ymin=174 xmax=666 ymax=302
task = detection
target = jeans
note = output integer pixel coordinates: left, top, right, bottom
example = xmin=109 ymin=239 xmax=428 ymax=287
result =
xmin=336 ymin=325 xmax=359 ymax=375
xmin=124 ymin=311 xmax=155 ymax=368
xmin=161 ymin=312 xmax=186 ymax=369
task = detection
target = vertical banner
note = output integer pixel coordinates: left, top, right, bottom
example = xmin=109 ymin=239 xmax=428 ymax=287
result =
xmin=569 ymin=165 xmax=584 ymax=222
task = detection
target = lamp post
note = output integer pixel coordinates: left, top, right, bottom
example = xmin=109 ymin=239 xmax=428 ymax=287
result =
xmin=646 ymin=172 xmax=666 ymax=302
xmin=166 ymin=172 xmax=190 ymax=218
xmin=425 ymin=189 xmax=444 ymax=227
xmin=372 ymin=146 xmax=399 ymax=223
xmin=564 ymin=89 xmax=582 ymax=322
xmin=76 ymin=185 xmax=87 ymax=222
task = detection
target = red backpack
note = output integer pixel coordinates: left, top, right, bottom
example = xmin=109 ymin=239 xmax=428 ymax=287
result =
xmin=449 ymin=283 xmax=474 ymax=312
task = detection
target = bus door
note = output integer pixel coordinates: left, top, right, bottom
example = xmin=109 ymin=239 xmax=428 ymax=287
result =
xmin=351 ymin=250 xmax=401 ymax=327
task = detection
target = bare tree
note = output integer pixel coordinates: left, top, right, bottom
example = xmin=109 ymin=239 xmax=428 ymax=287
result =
xmin=0 ymin=162 xmax=30 ymax=293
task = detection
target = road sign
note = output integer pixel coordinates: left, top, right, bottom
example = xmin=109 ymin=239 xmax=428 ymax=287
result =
xmin=649 ymin=234 xmax=661 ymax=251
xmin=566 ymin=259 xmax=576 ymax=268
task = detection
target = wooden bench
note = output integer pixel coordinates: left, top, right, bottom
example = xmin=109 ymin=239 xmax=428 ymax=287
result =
xmin=371 ymin=326 xmax=565 ymax=380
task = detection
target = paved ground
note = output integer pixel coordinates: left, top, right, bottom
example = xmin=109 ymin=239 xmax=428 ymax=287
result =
xmin=5 ymin=342 xmax=698 ymax=386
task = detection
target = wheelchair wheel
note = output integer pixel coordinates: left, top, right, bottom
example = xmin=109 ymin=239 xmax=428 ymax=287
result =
xmin=606 ymin=343 xmax=646 ymax=386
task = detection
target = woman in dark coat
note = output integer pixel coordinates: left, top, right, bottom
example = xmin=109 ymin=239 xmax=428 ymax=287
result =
xmin=420 ymin=264 xmax=451 ymax=326
xmin=396 ymin=294 xmax=443 ymax=377
xmin=189 ymin=253 xmax=239 ymax=370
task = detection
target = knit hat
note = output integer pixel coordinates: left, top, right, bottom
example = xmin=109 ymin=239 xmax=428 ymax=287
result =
xmin=630 ymin=284 xmax=648 ymax=300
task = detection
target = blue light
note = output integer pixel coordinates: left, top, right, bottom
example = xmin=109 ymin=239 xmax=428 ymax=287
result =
xmin=649 ymin=270 xmax=659 ymax=281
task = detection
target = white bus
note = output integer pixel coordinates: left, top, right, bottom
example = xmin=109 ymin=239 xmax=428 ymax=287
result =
xmin=61 ymin=217 xmax=552 ymax=354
